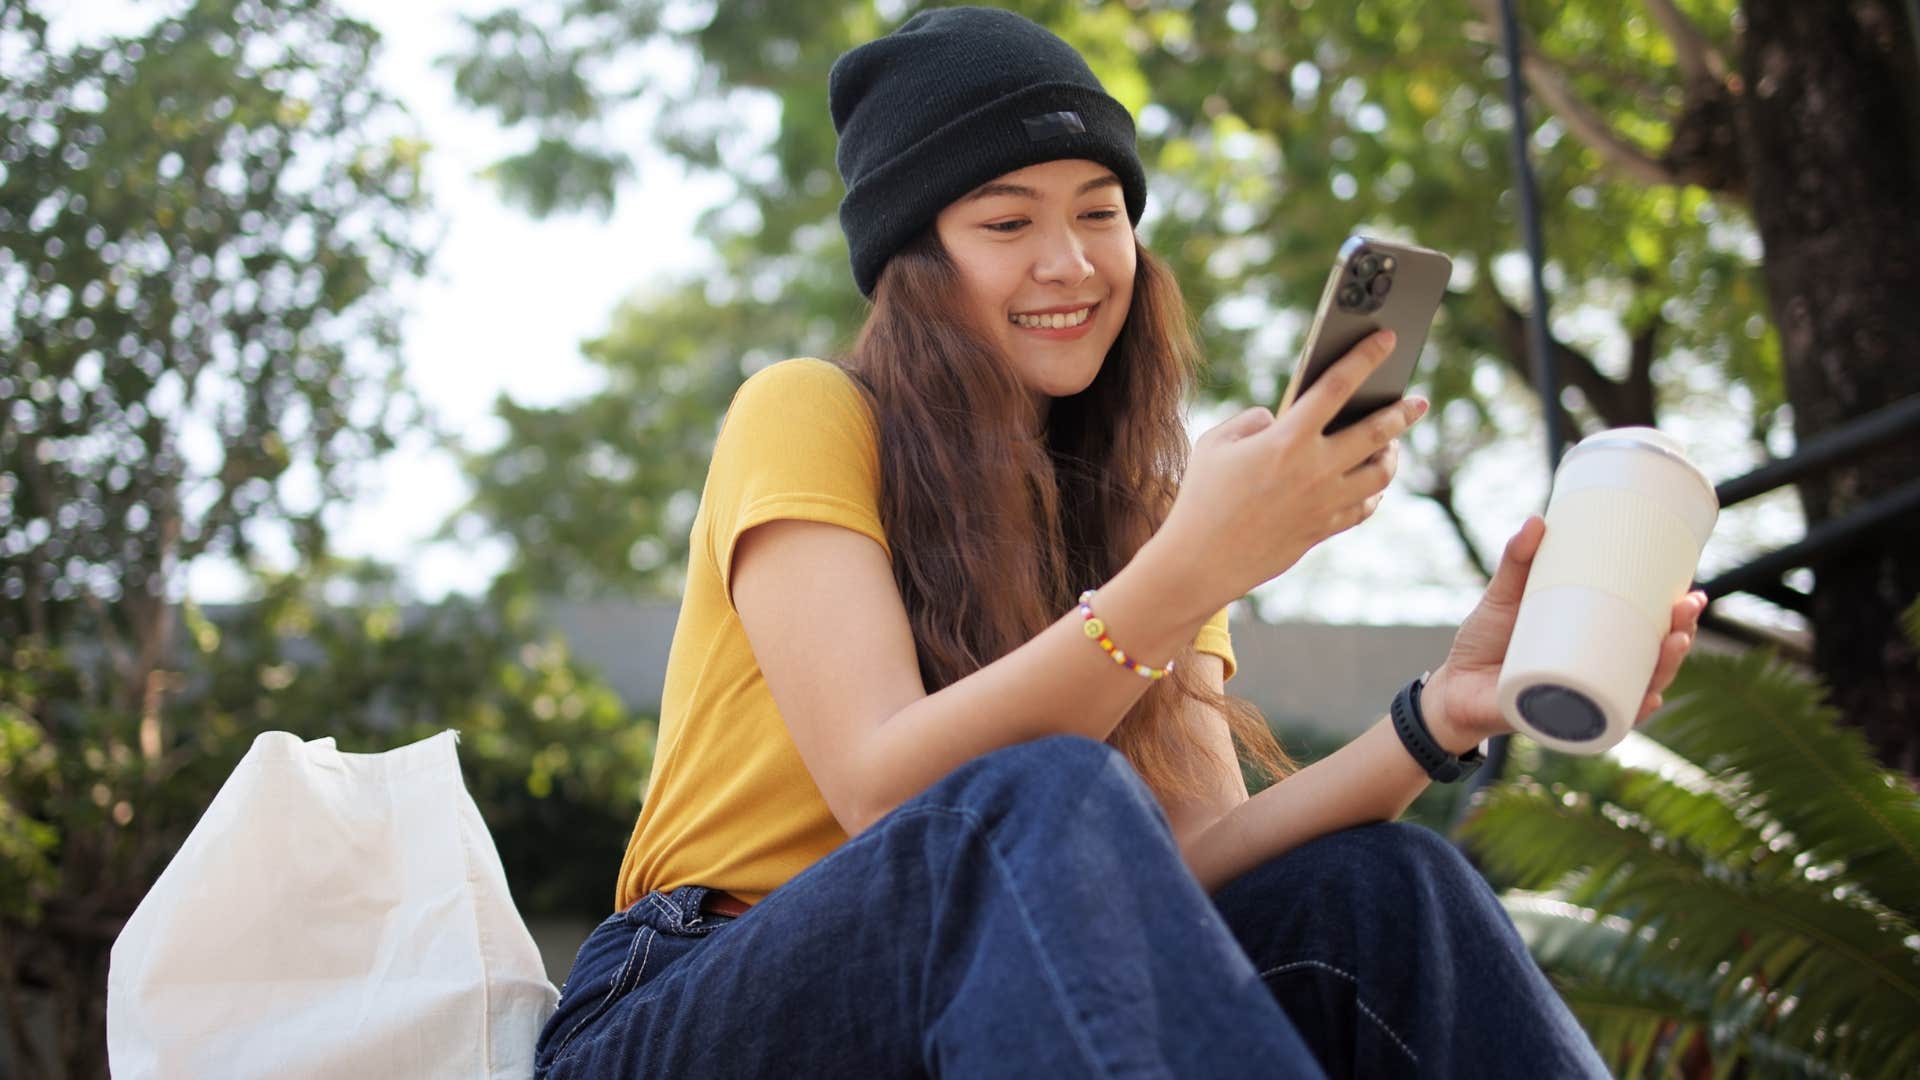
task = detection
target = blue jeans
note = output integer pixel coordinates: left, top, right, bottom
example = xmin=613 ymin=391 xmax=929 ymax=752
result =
xmin=535 ymin=735 xmax=1605 ymax=1078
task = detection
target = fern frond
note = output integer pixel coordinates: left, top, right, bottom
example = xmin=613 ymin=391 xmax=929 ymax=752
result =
xmin=1558 ymin=981 xmax=1710 ymax=1080
xmin=1650 ymin=651 xmax=1920 ymax=922
xmin=1465 ymin=784 xmax=1920 ymax=1075
xmin=1506 ymin=895 xmax=1848 ymax=1079
xmin=1592 ymin=758 xmax=1779 ymax=878
xmin=1464 ymin=778 xmax=1757 ymax=897
xmin=1507 ymin=901 xmax=1721 ymax=1080
xmin=1507 ymin=892 xmax=1711 ymax=1011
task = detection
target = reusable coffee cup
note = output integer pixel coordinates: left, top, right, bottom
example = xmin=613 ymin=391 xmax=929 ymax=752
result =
xmin=1497 ymin=427 xmax=1718 ymax=754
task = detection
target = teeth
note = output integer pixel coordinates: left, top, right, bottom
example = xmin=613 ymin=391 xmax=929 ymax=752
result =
xmin=1010 ymin=306 xmax=1093 ymax=329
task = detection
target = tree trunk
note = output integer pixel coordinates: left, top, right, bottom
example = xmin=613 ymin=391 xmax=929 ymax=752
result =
xmin=1736 ymin=0 xmax=1920 ymax=773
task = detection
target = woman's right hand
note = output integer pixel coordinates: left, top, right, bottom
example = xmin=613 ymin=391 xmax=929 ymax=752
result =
xmin=1157 ymin=329 xmax=1429 ymax=601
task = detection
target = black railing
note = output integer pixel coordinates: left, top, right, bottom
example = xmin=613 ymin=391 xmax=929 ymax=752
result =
xmin=1713 ymin=395 xmax=1920 ymax=510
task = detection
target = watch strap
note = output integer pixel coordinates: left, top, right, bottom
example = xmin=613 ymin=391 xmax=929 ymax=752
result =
xmin=1391 ymin=673 xmax=1484 ymax=783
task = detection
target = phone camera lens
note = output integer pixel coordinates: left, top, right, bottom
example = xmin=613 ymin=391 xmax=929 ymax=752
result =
xmin=1369 ymin=273 xmax=1393 ymax=299
xmin=1338 ymin=283 xmax=1367 ymax=309
xmin=1354 ymin=252 xmax=1381 ymax=277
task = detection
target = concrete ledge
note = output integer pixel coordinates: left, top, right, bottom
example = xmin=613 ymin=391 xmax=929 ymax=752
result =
xmin=540 ymin=599 xmax=1458 ymax=741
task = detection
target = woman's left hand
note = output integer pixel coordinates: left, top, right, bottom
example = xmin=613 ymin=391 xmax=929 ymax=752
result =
xmin=1420 ymin=515 xmax=1709 ymax=753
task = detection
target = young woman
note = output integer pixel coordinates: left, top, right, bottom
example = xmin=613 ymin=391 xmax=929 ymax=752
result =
xmin=535 ymin=8 xmax=1704 ymax=1078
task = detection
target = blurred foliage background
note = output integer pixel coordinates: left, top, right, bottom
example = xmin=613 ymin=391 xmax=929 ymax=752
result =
xmin=451 ymin=0 xmax=1781 ymax=600
xmin=0 ymin=2 xmax=651 ymax=1074
xmin=3 ymin=0 xmax=1918 ymax=1075
xmin=441 ymin=0 xmax=1918 ymax=763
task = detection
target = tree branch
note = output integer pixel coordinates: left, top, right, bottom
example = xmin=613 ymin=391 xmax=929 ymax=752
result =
xmin=11 ymin=431 xmax=55 ymax=641
xmin=1520 ymin=53 xmax=1684 ymax=186
xmin=1481 ymin=278 xmax=1646 ymax=432
xmin=0 ymin=928 xmax=50 ymax=1080
xmin=1466 ymin=0 xmax=1687 ymax=187
xmin=1422 ymin=479 xmax=1495 ymax=582
xmin=1626 ymin=314 xmax=1661 ymax=423
xmin=1642 ymin=0 xmax=1731 ymax=86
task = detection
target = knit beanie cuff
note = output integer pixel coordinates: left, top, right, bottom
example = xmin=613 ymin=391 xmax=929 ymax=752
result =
xmin=838 ymin=81 xmax=1147 ymax=297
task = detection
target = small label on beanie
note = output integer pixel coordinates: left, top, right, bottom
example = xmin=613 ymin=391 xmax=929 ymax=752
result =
xmin=1022 ymin=111 xmax=1087 ymax=141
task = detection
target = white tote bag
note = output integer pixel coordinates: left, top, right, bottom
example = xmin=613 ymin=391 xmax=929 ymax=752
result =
xmin=108 ymin=730 xmax=559 ymax=1079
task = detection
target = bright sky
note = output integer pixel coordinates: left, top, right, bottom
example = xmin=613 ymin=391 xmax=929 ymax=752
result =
xmin=300 ymin=0 xmax=730 ymax=599
xmin=57 ymin=1 xmax=726 ymax=601
xmin=56 ymin=2 xmax=1805 ymax=631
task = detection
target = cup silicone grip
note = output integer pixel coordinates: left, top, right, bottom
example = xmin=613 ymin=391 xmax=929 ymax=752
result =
xmin=1521 ymin=486 xmax=1700 ymax=635
xmin=1497 ymin=429 xmax=1716 ymax=756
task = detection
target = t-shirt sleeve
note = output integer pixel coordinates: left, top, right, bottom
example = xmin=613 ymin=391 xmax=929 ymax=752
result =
xmin=1193 ymin=606 xmax=1237 ymax=682
xmin=702 ymin=359 xmax=890 ymax=599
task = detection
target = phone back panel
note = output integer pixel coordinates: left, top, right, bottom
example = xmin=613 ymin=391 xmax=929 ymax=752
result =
xmin=1280 ymin=236 xmax=1452 ymax=432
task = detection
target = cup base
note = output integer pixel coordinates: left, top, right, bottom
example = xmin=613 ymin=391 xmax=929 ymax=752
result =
xmin=1516 ymin=684 xmax=1608 ymax=743
xmin=1498 ymin=584 xmax=1661 ymax=755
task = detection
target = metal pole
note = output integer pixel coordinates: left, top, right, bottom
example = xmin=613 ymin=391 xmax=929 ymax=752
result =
xmin=1907 ymin=0 xmax=1920 ymax=81
xmin=1499 ymin=0 xmax=1566 ymax=469
xmin=1457 ymin=0 xmax=1564 ymax=820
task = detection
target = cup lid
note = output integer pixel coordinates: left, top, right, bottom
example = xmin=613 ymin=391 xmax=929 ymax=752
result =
xmin=1561 ymin=427 xmax=1719 ymax=509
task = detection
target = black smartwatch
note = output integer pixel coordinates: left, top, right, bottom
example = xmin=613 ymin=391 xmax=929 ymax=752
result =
xmin=1390 ymin=672 xmax=1485 ymax=783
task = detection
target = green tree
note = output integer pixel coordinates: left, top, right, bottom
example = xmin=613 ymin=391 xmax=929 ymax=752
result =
xmin=1 ymin=0 xmax=428 ymax=696
xmin=446 ymin=0 xmax=1920 ymax=769
xmin=458 ymin=279 xmax=860 ymax=597
xmin=0 ymin=568 xmax=653 ymax=1078
xmin=443 ymin=0 xmax=1777 ymax=583
xmin=0 ymin=0 xmax=429 ymax=1071
xmin=1461 ymin=646 xmax=1920 ymax=1077
xmin=0 ymin=3 xmax=653 ymax=1075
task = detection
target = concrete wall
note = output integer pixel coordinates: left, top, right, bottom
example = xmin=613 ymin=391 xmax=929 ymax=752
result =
xmin=540 ymin=599 xmax=1459 ymax=742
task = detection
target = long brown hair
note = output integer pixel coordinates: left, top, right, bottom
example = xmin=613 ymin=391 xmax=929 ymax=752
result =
xmin=841 ymin=231 xmax=1295 ymax=801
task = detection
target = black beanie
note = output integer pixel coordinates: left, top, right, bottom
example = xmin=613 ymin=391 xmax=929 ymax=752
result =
xmin=829 ymin=6 xmax=1148 ymax=297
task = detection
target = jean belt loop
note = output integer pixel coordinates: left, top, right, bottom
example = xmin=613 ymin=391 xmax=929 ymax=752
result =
xmin=670 ymin=886 xmax=709 ymax=930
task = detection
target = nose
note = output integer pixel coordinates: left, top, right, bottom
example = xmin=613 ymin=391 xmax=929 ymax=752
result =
xmin=1031 ymin=223 xmax=1094 ymax=287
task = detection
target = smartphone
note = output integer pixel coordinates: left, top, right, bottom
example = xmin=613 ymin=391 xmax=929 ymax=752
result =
xmin=1277 ymin=236 xmax=1452 ymax=432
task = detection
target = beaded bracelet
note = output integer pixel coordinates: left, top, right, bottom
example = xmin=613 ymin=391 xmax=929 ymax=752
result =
xmin=1076 ymin=589 xmax=1176 ymax=680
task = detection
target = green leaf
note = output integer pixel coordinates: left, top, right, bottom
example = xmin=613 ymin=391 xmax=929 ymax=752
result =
xmin=481 ymin=137 xmax=632 ymax=219
xmin=1649 ymin=652 xmax=1920 ymax=922
xmin=1466 ymin=648 xmax=1920 ymax=1077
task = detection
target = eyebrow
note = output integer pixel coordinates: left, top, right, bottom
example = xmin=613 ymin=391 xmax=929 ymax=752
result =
xmin=960 ymin=174 xmax=1122 ymax=203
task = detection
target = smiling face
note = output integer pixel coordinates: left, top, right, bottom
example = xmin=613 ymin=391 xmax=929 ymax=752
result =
xmin=933 ymin=159 xmax=1138 ymax=407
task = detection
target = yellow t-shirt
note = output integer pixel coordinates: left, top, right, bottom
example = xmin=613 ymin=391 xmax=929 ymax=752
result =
xmin=613 ymin=358 xmax=1235 ymax=911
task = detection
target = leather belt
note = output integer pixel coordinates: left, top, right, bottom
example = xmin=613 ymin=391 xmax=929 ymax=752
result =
xmin=700 ymin=889 xmax=753 ymax=918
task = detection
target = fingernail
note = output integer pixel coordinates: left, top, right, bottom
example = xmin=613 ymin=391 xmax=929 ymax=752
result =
xmin=1378 ymin=330 xmax=1398 ymax=349
xmin=1408 ymin=396 xmax=1430 ymax=419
